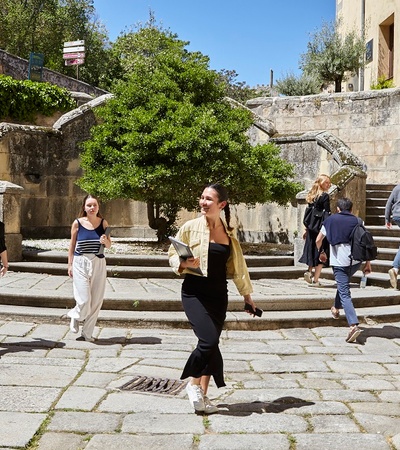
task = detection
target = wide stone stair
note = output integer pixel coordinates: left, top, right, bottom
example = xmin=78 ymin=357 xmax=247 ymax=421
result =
xmin=1 ymin=183 xmax=399 ymax=330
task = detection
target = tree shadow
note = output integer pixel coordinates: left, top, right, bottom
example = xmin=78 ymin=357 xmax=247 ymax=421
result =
xmin=0 ymin=338 xmax=65 ymax=357
xmin=93 ymin=336 xmax=162 ymax=346
xmin=357 ymin=325 xmax=400 ymax=345
xmin=216 ymin=396 xmax=315 ymax=416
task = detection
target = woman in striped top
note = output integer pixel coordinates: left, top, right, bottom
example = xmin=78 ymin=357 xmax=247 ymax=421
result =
xmin=67 ymin=194 xmax=111 ymax=341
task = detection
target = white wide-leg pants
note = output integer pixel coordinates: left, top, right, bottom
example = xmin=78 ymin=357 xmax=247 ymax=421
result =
xmin=67 ymin=254 xmax=106 ymax=338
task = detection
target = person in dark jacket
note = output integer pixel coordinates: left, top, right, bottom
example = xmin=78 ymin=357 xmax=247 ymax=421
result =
xmin=316 ymin=198 xmax=371 ymax=343
xmin=385 ymin=184 xmax=400 ymax=288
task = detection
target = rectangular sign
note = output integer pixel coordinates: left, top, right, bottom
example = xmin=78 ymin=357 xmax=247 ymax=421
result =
xmin=65 ymin=58 xmax=85 ymax=66
xmin=63 ymin=46 xmax=85 ymax=53
xmin=63 ymin=40 xmax=84 ymax=47
xmin=28 ymin=52 xmax=44 ymax=81
xmin=63 ymin=52 xmax=85 ymax=59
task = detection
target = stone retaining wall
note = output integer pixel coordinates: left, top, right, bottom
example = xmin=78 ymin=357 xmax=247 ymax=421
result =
xmin=0 ymin=49 xmax=107 ymax=98
xmin=247 ymin=88 xmax=400 ymax=184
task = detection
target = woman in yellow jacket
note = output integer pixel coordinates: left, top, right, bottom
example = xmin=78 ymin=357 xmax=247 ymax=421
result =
xmin=169 ymin=183 xmax=258 ymax=414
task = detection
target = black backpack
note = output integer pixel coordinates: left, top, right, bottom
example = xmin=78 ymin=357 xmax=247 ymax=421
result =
xmin=349 ymin=218 xmax=378 ymax=262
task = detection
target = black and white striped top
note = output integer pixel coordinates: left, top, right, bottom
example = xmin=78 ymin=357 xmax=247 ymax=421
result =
xmin=74 ymin=219 xmax=105 ymax=258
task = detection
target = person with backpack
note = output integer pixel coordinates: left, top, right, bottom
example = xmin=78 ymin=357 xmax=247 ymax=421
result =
xmin=315 ymin=197 xmax=372 ymax=343
xmin=299 ymin=174 xmax=331 ymax=287
xmin=384 ymin=184 xmax=400 ymax=289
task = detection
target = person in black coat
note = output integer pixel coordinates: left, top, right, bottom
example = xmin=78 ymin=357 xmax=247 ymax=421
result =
xmin=299 ymin=174 xmax=331 ymax=286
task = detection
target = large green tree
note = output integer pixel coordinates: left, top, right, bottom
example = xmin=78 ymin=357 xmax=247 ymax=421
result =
xmin=0 ymin=0 xmax=109 ymax=87
xmin=78 ymin=22 xmax=301 ymax=240
xmin=300 ymin=20 xmax=365 ymax=93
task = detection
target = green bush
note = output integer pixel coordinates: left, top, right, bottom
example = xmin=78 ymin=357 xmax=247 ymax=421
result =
xmin=0 ymin=75 xmax=76 ymax=122
xmin=370 ymin=76 xmax=395 ymax=90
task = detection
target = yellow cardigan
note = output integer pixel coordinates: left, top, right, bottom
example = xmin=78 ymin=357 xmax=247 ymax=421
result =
xmin=168 ymin=215 xmax=253 ymax=296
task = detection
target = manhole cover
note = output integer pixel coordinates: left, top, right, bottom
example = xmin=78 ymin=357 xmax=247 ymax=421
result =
xmin=120 ymin=375 xmax=186 ymax=396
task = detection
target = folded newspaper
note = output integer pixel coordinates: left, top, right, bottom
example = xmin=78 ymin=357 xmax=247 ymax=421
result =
xmin=168 ymin=236 xmax=203 ymax=276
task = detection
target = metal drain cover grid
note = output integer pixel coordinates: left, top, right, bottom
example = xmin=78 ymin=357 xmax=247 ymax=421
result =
xmin=120 ymin=375 xmax=186 ymax=396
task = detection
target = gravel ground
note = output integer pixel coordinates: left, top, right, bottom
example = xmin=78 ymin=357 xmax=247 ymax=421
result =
xmin=22 ymin=239 xmax=169 ymax=255
xmin=22 ymin=239 xmax=293 ymax=256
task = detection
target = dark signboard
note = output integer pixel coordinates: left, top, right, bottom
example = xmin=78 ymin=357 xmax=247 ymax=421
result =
xmin=28 ymin=52 xmax=44 ymax=81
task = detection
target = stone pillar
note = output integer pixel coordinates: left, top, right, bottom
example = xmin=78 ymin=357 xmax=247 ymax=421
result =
xmin=0 ymin=181 xmax=24 ymax=261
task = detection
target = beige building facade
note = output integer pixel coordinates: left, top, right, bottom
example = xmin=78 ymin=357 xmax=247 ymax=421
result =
xmin=337 ymin=0 xmax=399 ymax=91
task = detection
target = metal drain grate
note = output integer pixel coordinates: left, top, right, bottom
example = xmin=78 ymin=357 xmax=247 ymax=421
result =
xmin=120 ymin=375 xmax=186 ymax=396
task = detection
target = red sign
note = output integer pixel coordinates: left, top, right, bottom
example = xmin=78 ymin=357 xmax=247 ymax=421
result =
xmin=65 ymin=58 xmax=85 ymax=66
xmin=63 ymin=52 xmax=85 ymax=59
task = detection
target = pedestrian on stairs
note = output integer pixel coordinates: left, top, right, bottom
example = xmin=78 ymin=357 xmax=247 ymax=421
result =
xmin=0 ymin=221 xmax=9 ymax=277
xmin=385 ymin=184 xmax=400 ymax=289
xmin=168 ymin=183 xmax=259 ymax=415
xmin=316 ymin=197 xmax=372 ymax=343
xmin=67 ymin=194 xmax=111 ymax=342
xmin=299 ymin=174 xmax=331 ymax=287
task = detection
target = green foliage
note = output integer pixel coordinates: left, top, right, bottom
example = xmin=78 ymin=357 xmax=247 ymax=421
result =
xmin=300 ymin=20 xmax=365 ymax=92
xmin=217 ymin=69 xmax=270 ymax=103
xmin=0 ymin=0 xmax=110 ymax=87
xmin=0 ymin=75 xmax=76 ymax=122
xmin=370 ymin=76 xmax=395 ymax=90
xmin=275 ymin=71 xmax=321 ymax=96
xmin=78 ymin=21 xmax=301 ymax=237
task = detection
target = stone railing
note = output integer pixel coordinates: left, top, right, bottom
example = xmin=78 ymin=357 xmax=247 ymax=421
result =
xmin=270 ymin=131 xmax=367 ymax=264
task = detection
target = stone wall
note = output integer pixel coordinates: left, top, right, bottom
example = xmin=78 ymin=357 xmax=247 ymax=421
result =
xmin=0 ymin=49 xmax=107 ymax=98
xmin=1 ymin=87 xmax=397 ymax=244
xmin=247 ymin=88 xmax=400 ymax=185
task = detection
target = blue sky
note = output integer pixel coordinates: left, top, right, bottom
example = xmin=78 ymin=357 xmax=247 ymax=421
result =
xmin=93 ymin=0 xmax=336 ymax=87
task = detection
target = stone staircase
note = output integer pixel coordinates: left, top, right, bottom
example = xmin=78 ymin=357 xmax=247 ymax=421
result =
xmin=2 ymin=183 xmax=400 ymax=329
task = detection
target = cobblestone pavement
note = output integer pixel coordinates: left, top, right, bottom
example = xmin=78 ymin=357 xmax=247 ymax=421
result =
xmin=1 ymin=319 xmax=400 ymax=450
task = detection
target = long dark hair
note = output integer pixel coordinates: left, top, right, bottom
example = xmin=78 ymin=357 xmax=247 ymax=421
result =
xmin=78 ymin=194 xmax=103 ymax=218
xmin=207 ymin=183 xmax=233 ymax=231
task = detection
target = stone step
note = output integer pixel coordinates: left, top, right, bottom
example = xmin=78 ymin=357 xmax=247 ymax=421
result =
xmin=366 ymin=183 xmax=396 ymax=191
xmin=10 ymin=261 xmax=305 ymax=279
xmin=21 ymin=251 xmax=294 ymax=268
xmin=1 ymin=269 xmax=397 ymax=311
xmin=1 ymin=302 xmax=399 ymax=331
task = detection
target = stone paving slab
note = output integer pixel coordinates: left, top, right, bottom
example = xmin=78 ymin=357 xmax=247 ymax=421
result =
xmin=0 ymin=321 xmax=400 ymax=449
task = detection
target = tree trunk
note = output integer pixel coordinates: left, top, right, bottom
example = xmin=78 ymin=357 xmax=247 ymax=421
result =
xmin=335 ymin=77 xmax=342 ymax=93
xmin=147 ymin=201 xmax=167 ymax=242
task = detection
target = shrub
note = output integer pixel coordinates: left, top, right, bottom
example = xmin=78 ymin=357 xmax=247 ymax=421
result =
xmin=370 ymin=76 xmax=395 ymax=90
xmin=0 ymin=75 xmax=76 ymax=122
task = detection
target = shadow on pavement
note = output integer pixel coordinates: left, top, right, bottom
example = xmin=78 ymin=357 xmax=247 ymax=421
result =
xmin=216 ymin=397 xmax=315 ymax=416
xmin=0 ymin=338 xmax=65 ymax=357
xmin=93 ymin=336 xmax=162 ymax=346
xmin=357 ymin=325 xmax=400 ymax=345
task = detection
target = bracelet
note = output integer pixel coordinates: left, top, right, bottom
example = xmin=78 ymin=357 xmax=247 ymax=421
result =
xmin=2 ymin=265 xmax=8 ymax=269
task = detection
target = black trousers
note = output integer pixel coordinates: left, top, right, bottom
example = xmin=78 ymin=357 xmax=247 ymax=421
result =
xmin=181 ymin=292 xmax=227 ymax=388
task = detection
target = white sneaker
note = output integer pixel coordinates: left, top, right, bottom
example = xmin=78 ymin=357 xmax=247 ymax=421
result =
xmin=70 ymin=317 xmax=79 ymax=333
xmin=304 ymin=272 xmax=312 ymax=284
xmin=388 ymin=268 xmax=398 ymax=289
xmin=185 ymin=382 xmax=205 ymax=412
xmin=203 ymin=396 xmax=219 ymax=414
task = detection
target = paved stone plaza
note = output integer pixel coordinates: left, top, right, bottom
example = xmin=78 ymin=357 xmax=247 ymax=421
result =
xmin=1 ymin=319 xmax=400 ymax=449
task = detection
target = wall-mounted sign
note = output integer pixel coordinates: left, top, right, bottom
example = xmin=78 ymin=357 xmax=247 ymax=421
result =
xmin=28 ymin=52 xmax=44 ymax=81
xmin=366 ymin=39 xmax=373 ymax=63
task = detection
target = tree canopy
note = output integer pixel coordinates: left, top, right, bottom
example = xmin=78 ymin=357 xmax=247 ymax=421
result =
xmin=300 ymin=20 xmax=365 ymax=93
xmin=0 ymin=0 xmax=110 ymax=87
xmin=78 ymin=22 xmax=301 ymax=239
